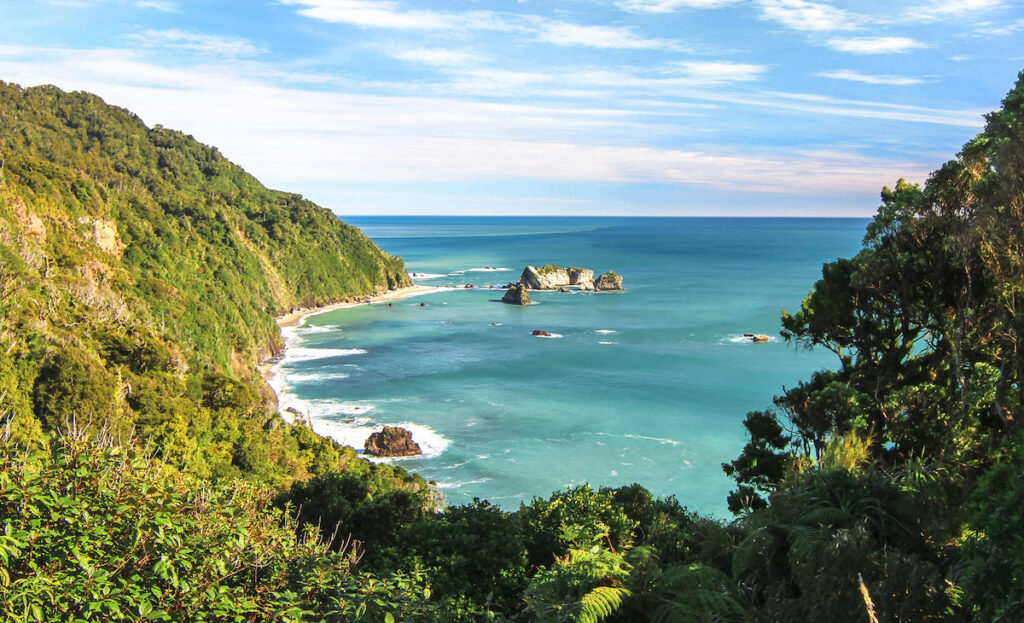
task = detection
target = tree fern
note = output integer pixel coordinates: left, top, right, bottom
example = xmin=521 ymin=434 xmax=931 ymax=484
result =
xmin=579 ymin=585 xmax=632 ymax=623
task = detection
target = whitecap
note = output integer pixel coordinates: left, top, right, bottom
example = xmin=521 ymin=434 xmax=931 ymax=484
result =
xmin=465 ymin=267 xmax=511 ymax=272
xmin=598 ymin=341 xmax=616 ymax=345
xmin=296 ymin=324 xmax=343 ymax=335
xmin=535 ymin=333 xmax=563 ymax=339
xmin=622 ymin=430 xmax=679 ymax=444
xmin=281 ymin=371 xmax=351 ymax=383
xmin=434 ymin=479 xmax=493 ymax=489
xmin=285 ymin=347 xmax=368 ymax=362
xmin=595 ymin=329 xmax=617 ymax=334
xmin=409 ymin=272 xmax=447 ymax=279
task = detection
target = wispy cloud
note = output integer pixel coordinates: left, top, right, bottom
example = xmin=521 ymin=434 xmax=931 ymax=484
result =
xmin=905 ymin=0 xmax=1006 ymax=22
xmin=134 ymin=0 xmax=177 ymax=11
xmin=826 ymin=36 xmax=927 ymax=54
xmin=278 ymin=0 xmax=512 ymax=31
xmin=974 ymin=18 xmax=1024 ymax=36
xmin=755 ymin=0 xmax=861 ymax=32
xmin=536 ymin=21 xmax=684 ymax=50
xmin=672 ymin=61 xmax=767 ymax=84
xmin=0 ymin=46 xmax=947 ymax=197
xmin=616 ymin=0 xmax=740 ymax=13
xmin=385 ymin=47 xmax=478 ymax=67
xmin=128 ymin=29 xmax=263 ymax=57
xmin=818 ymin=69 xmax=924 ymax=86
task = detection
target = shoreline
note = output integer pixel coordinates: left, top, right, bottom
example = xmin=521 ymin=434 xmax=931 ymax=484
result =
xmin=260 ymin=284 xmax=443 ymax=389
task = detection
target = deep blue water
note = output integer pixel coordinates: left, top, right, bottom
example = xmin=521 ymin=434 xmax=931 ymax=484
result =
xmin=271 ymin=217 xmax=868 ymax=517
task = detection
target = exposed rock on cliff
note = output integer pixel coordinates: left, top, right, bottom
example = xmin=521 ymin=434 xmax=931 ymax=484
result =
xmin=594 ymin=272 xmax=624 ymax=291
xmin=502 ymin=283 xmax=531 ymax=305
xmin=364 ymin=426 xmax=422 ymax=457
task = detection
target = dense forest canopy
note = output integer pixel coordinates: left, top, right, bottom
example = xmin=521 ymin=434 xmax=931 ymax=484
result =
xmin=2 ymin=71 xmax=1024 ymax=621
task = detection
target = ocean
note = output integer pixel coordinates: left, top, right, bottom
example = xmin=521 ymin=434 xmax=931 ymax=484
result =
xmin=270 ymin=217 xmax=868 ymax=517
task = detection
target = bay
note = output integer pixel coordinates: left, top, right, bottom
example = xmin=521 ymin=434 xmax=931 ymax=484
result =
xmin=272 ymin=217 xmax=868 ymax=517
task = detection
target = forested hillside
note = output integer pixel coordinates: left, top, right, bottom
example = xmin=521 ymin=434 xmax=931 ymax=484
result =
xmin=3 ymin=73 xmax=1024 ymax=621
xmin=0 ymin=80 xmax=413 ymax=483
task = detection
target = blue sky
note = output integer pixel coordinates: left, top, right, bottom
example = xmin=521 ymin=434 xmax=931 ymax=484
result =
xmin=1 ymin=0 xmax=1022 ymax=216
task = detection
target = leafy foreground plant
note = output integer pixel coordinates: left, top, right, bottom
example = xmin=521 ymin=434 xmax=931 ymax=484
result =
xmin=0 ymin=430 xmax=432 ymax=622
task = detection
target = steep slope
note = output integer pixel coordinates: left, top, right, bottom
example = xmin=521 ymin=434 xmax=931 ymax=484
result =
xmin=0 ymin=81 xmax=415 ymax=487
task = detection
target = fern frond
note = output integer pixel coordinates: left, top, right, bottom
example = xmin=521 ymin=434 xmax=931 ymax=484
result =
xmin=579 ymin=585 xmax=632 ymax=623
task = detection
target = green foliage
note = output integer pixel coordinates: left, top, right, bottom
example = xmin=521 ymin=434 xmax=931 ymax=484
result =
xmin=959 ymin=432 xmax=1024 ymax=622
xmin=0 ymin=434 xmax=433 ymax=622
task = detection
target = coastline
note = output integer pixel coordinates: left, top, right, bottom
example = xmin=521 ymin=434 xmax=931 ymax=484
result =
xmin=260 ymin=284 xmax=442 ymax=389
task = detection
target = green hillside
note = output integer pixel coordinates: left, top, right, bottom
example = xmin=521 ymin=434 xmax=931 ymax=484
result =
xmin=0 ymin=81 xmax=412 ymax=486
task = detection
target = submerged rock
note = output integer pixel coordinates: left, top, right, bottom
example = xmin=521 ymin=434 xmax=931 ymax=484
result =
xmin=594 ymin=272 xmax=624 ymax=291
xmin=502 ymin=283 xmax=532 ymax=305
xmin=364 ymin=426 xmax=422 ymax=457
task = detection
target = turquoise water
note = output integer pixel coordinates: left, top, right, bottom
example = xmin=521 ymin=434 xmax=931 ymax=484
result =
xmin=271 ymin=217 xmax=868 ymax=517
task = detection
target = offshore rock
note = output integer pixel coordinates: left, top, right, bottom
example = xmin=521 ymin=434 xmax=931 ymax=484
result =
xmin=502 ymin=283 xmax=532 ymax=305
xmin=532 ymin=329 xmax=552 ymax=337
xmin=364 ymin=426 xmax=422 ymax=457
xmin=567 ymin=267 xmax=594 ymax=286
xmin=520 ymin=265 xmax=570 ymax=290
xmin=594 ymin=272 xmax=624 ymax=291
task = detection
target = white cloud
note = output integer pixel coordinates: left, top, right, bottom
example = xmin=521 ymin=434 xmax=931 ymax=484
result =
xmin=826 ymin=36 xmax=927 ymax=54
xmin=905 ymin=0 xmax=1006 ymax=22
xmin=755 ymin=0 xmax=861 ymax=32
xmin=135 ymin=0 xmax=177 ymax=11
xmin=974 ymin=18 xmax=1024 ymax=36
xmin=536 ymin=21 xmax=682 ymax=50
xmin=385 ymin=47 xmax=478 ymax=67
xmin=129 ymin=29 xmax=264 ymax=57
xmin=818 ymin=69 xmax=924 ymax=86
xmin=0 ymin=46 xmax=947 ymax=198
xmin=672 ymin=61 xmax=766 ymax=84
xmin=616 ymin=0 xmax=740 ymax=13
xmin=278 ymin=0 xmax=512 ymax=31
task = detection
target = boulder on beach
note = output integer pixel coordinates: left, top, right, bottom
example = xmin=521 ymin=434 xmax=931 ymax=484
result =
xmin=594 ymin=272 xmax=624 ymax=291
xmin=502 ymin=283 xmax=532 ymax=305
xmin=364 ymin=426 xmax=422 ymax=457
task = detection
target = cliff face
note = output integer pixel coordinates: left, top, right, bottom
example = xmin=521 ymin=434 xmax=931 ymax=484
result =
xmin=0 ymin=81 xmax=413 ymax=484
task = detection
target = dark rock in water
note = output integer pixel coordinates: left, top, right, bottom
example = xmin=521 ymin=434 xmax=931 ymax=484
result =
xmin=751 ymin=334 xmax=770 ymax=342
xmin=420 ymin=302 xmax=427 ymax=306
xmin=557 ymin=287 xmax=570 ymax=293
xmin=464 ymin=283 xmax=474 ymax=289
xmin=488 ymin=285 xmax=495 ymax=289
xmin=532 ymin=329 xmax=552 ymax=337
xmin=364 ymin=426 xmax=422 ymax=457
xmin=502 ymin=283 xmax=531 ymax=305
xmin=594 ymin=272 xmax=624 ymax=291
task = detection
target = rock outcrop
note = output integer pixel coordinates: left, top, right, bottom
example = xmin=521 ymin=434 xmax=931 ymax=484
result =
xmin=532 ymin=329 xmax=552 ymax=337
xmin=594 ymin=272 xmax=624 ymax=291
xmin=743 ymin=333 xmax=771 ymax=343
xmin=520 ymin=265 xmax=572 ymax=290
xmin=518 ymin=265 xmax=618 ymax=291
xmin=568 ymin=267 xmax=594 ymax=287
xmin=364 ymin=426 xmax=422 ymax=457
xmin=502 ymin=283 xmax=532 ymax=305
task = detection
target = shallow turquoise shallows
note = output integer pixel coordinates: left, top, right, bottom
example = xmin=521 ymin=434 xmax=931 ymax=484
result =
xmin=271 ymin=217 xmax=868 ymax=517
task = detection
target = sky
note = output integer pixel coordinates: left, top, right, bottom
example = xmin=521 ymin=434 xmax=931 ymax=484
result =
xmin=1 ymin=1 xmax=1022 ymax=216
